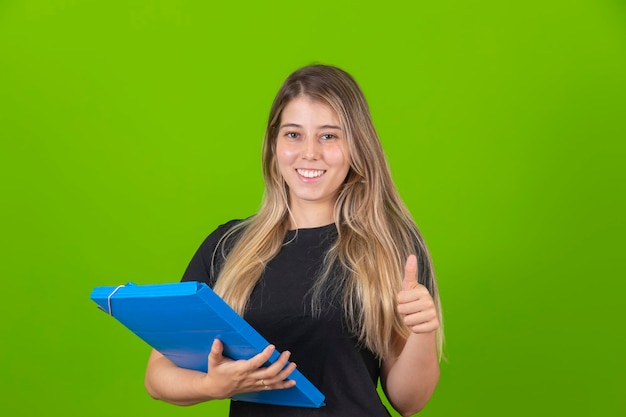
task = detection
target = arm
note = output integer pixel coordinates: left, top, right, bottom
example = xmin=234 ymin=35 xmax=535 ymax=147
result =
xmin=144 ymin=339 xmax=297 ymax=406
xmin=380 ymin=255 xmax=441 ymax=416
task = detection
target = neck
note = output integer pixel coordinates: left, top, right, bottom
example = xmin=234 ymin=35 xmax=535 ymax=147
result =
xmin=288 ymin=201 xmax=335 ymax=230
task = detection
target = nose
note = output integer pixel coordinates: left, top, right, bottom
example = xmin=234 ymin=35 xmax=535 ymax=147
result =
xmin=302 ymin=136 xmax=320 ymax=160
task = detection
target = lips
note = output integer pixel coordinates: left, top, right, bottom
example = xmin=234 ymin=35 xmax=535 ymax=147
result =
xmin=296 ymin=169 xmax=326 ymax=178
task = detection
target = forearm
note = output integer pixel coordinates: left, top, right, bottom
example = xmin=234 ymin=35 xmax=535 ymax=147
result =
xmin=144 ymin=350 xmax=221 ymax=406
xmin=382 ymin=332 xmax=440 ymax=416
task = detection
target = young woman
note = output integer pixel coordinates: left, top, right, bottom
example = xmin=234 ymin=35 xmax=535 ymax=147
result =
xmin=144 ymin=64 xmax=443 ymax=417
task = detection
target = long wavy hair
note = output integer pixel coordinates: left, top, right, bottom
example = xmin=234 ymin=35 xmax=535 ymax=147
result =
xmin=212 ymin=64 xmax=443 ymax=359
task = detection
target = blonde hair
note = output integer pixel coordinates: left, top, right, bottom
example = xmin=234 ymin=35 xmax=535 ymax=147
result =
xmin=213 ymin=65 xmax=443 ymax=359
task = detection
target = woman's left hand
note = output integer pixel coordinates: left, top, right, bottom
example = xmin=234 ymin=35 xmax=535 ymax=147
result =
xmin=397 ymin=255 xmax=440 ymax=334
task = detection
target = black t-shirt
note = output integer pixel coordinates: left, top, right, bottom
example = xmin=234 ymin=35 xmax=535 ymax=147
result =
xmin=182 ymin=220 xmax=393 ymax=417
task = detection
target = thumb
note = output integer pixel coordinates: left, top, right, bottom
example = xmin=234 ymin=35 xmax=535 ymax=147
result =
xmin=208 ymin=338 xmax=224 ymax=367
xmin=402 ymin=255 xmax=419 ymax=290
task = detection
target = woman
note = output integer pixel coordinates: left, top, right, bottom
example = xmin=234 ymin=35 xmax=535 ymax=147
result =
xmin=144 ymin=64 xmax=443 ymax=417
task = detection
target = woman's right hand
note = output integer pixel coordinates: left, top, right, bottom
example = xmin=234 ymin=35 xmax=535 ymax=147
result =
xmin=198 ymin=339 xmax=297 ymax=399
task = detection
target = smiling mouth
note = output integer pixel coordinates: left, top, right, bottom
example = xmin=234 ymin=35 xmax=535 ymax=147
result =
xmin=297 ymin=169 xmax=326 ymax=178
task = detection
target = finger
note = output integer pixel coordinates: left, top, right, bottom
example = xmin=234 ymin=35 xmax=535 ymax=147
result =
xmin=267 ymin=350 xmax=292 ymax=372
xmin=250 ymin=350 xmax=295 ymax=383
xmin=402 ymin=309 xmax=438 ymax=328
xmin=256 ymin=375 xmax=297 ymax=392
xmin=402 ymin=254 xmax=419 ymax=290
xmin=258 ymin=350 xmax=293 ymax=378
xmin=259 ymin=363 xmax=298 ymax=391
xmin=409 ymin=319 xmax=440 ymax=334
xmin=250 ymin=351 xmax=297 ymax=392
xmin=251 ymin=350 xmax=290 ymax=383
xmin=266 ymin=375 xmax=297 ymax=390
xmin=263 ymin=360 xmax=298 ymax=387
xmin=275 ymin=361 xmax=297 ymax=381
xmin=397 ymin=297 xmax=427 ymax=315
xmin=397 ymin=285 xmax=431 ymax=305
xmin=246 ymin=344 xmax=276 ymax=370
xmin=398 ymin=291 xmax=435 ymax=316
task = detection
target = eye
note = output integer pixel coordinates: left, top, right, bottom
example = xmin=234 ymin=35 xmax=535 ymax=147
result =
xmin=321 ymin=133 xmax=337 ymax=140
xmin=285 ymin=131 xmax=299 ymax=139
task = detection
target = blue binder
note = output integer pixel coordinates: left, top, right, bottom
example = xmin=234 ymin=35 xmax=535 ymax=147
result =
xmin=90 ymin=281 xmax=325 ymax=408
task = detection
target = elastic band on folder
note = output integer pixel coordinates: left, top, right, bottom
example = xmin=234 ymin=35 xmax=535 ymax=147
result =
xmin=107 ymin=285 xmax=125 ymax=316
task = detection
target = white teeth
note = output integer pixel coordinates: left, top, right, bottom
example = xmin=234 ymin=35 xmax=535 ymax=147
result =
xmin=297 ymin=169 xmax=325 ymax=178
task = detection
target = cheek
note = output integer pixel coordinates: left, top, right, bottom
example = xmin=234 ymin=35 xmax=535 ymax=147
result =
xmin=324 ymin=145 xmax=350 ymax=170
xmin=276 ymin=143 xmax=298 ymax=168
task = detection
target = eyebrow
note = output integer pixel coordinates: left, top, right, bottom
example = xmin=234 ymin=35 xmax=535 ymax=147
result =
xmin=279 ymin=123 xmax=342 ymax=130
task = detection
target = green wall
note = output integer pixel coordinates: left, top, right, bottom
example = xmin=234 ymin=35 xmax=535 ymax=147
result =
xmin=1 ymin=1 xmax=624 ymax=416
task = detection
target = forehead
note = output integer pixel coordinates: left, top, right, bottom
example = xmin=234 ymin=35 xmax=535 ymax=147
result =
xmin=280 ymin=96 xmax=341 ymax=126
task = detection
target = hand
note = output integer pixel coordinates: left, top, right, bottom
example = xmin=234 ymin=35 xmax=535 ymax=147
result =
xmin=199 ymin=339 xmax=297 ymax=399
xmin=397 ymin=255 xmax=439 ymax=334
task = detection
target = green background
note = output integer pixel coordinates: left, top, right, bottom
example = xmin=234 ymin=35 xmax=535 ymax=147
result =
xmin=1 ymin=1 xmax=625 ymax=416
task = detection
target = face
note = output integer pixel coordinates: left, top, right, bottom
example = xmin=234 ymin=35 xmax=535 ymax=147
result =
xmin=275 ymin=96 xmax=351 ymax=218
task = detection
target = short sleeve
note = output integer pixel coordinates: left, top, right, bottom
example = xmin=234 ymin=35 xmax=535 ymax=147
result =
xmin=181 ymin=219 xmax=244 ymax=287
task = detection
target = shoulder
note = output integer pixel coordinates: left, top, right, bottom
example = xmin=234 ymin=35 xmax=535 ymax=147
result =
xmin=181 ymin=218 xmax=250 ymax=285
xmin=196 ymin=218 xmax=248 ymax=255
xmin=212 ymin=218 xmax=247 ymax=238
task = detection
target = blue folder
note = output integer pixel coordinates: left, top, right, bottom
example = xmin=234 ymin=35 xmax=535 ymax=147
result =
xmin=90 ymin=281 xmax=325 ymax=408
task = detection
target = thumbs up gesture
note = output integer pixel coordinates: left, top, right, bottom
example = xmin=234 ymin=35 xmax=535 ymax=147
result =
xmin=397 ymin=255 xmax=440 ymax=334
